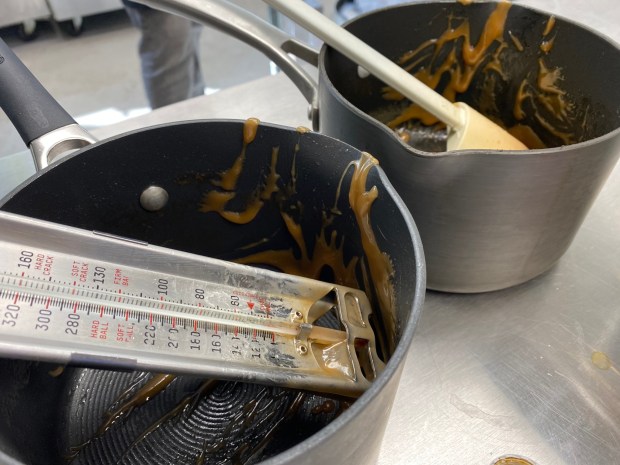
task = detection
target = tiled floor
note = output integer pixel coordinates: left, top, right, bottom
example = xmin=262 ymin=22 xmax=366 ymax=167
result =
xmin=0 ymin=1 xmax=289 ymax=158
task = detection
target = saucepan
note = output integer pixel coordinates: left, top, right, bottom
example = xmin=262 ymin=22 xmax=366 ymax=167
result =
xmin=0 ymin=39 xmax=425 ymax=464
xmin=143 ymin=0 xmax=620 ymax=292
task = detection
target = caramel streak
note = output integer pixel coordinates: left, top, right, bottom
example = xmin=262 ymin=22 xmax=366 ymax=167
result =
xmin=543 ymin=16 xmax=556 ymax=37
xmin=118 ymin=380 xmax=219 ymax=464
xmin=97 ymin=373 xmax=177 ymax=436
xmin=348 ymin=153 xmax=396 ymax=354
xmin=66 ymin=373 xmax=177 ymax=462
xmin=385 ymin=2 xmax=512 ymax=128
xmin=508 ymin=31 xmax=524 ymax=52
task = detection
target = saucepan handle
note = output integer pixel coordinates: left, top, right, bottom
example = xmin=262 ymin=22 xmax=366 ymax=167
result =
xmin=135 ymin=0 xmax=320 ymax=128
xmin=0 ymin=38 xmax=96 ymax=171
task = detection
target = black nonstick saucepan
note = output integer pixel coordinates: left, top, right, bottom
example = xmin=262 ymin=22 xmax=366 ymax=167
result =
xmin=0 ymin=39 xmax=425 ymax=465
xmin=144 ymin=0 xmax=620 ymax=292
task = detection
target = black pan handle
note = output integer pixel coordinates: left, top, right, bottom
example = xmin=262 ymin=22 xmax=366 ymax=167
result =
xmin=0 ymin=38 xmax=96 ymax=171
xmin=0 ymin=38 xmax=76 ymax=144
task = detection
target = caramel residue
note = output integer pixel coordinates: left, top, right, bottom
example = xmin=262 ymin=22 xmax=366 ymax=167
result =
xmin=117 ymin=379 xmax=219 ymax=461
xmin=215 ymin=129 xmax=395 ymax=351
xmin=243 ymin=116 xmax=260 ymax=144
xmin=537 ymin=58 xmax=565 ymax=96
xmin=591 ymin=351 xmax=612 ymax=370
xmin=235 ymin=151 xmax=396 ymax=354
xmin=543 ymin=16 xmax=556 ymax=37
xmin=347 ymin=152 xmax=396 ymax=353
xmin=385 ymin=1 xmax=578 ymax=149
xmin=457 ymin=0 xmax=473 ymax=5
xmin=384 ymin=2 xmax=512 ymax=128
xmin=510 ymin=18 xmax=574 ymax=145
xmin=540 ymin=36 xmax=555 ymax=54
xmin=508 ymin=31 xmax=524 ymax=52
xmin=199 ymin=118 xmax=279 ymax=224
xmin=493 ymin=457 xmax=536 ymax=465
xmin=237 ymin=211 xmax=359 ymax=288
xmin=67 ymin=373 xmax=177 ymax=461
xmin=296 ymin=126 xmax=312 ymax=134
xmin=541 ymin=16 xmax=558 ymax=57
xmin=97 ymin=373 xmax=176 ymax=435
xmin=70 ymin=126 xmax=397 ymax=465
xmin=507 ymin=124 xmax=546 ymax=150
xmin=513 ymin=80 xmax=532 ymax=121
xmin=196 ymin=388 xmax=306 ymax=465
xmin=48 ymin=365 xmax=65 ymax=378
xmin=261 ymin=147 xmax=281 ymax=200
xmin=216 ymin=117 xmax=259 ymax=191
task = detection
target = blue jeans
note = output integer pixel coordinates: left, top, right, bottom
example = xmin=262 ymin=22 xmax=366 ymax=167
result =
xmin=124 ymin=5 xmax=205 ymax=109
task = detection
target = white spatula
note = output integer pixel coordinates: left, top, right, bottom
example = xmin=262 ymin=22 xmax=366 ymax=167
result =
xmin=264 ymin=0 xmax=527 ymax=151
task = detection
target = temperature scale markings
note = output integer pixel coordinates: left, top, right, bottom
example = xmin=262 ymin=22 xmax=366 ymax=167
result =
xmin=2 ymin=280 xmax=298 ymax=347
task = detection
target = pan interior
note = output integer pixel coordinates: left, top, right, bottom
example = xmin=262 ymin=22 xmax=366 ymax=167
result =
xmin=324 ymin=1 xmax=620 ymax=151
xmin=0 ymin=121 xmax=418 ymax=464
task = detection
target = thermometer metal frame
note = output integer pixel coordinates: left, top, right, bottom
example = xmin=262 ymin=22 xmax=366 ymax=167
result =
xmin=0 ymin=211 xmax=384 ymax=397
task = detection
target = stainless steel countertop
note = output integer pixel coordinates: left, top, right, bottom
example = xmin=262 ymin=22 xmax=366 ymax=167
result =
xmin=1 ymin=2 xmax=618 ymax=464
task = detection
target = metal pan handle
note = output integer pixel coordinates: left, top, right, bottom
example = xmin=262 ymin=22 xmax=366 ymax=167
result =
xmin=0 ymin=38 xmax=96 ymax=171
xmin=135 ymin=0 xmax=320 ymax=128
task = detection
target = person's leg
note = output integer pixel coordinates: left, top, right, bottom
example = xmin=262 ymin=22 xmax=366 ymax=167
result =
xmin=125 ymin=6 xmax=205 ymax=109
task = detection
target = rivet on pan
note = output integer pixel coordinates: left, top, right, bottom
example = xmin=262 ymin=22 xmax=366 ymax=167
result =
xmin=140 ymin=186 xmax=169 ymax=212
xmin=297 ymin=344 xmax=308 ymax=356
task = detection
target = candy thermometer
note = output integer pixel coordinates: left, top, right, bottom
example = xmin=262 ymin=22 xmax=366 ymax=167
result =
xmin=0 ymin=211 xmax=384 ymax=397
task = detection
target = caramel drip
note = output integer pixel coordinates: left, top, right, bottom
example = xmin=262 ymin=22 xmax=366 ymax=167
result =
xmin=508 ymin=31 xmax=524 ymax=52
xmin=385 ymin=2 xmax=512 ymax=128
xmin=537 ymin=58 xmax=565 ymax=96
xmin=261 ymin=147 xmax=281 ymax=200
xmin=97 ymin=373 xmax=176 ymax=435
xmin=347 ymin=152 xmax=396 ymax=353
xmin=215 ymin=117 xmax=259 ymax=191
xmin=539 ymin=15 xmax=556 ymax=55
xmin=540 ymin=36 xmax=555 ymax=54
xmin=543 ymin=16 xmax=556 ymax=37
xmin=484 ymin=41 xmax=508 ymax=78
xmin=513 ymin=80 xmax=532 ymax=121
xmin=236 ymin=211 xmax=360 ymax=288
xmin=199 ymin=118 xmax=280 ymax=224
xmin=396 ymin=40 xmax=436 ymax=68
